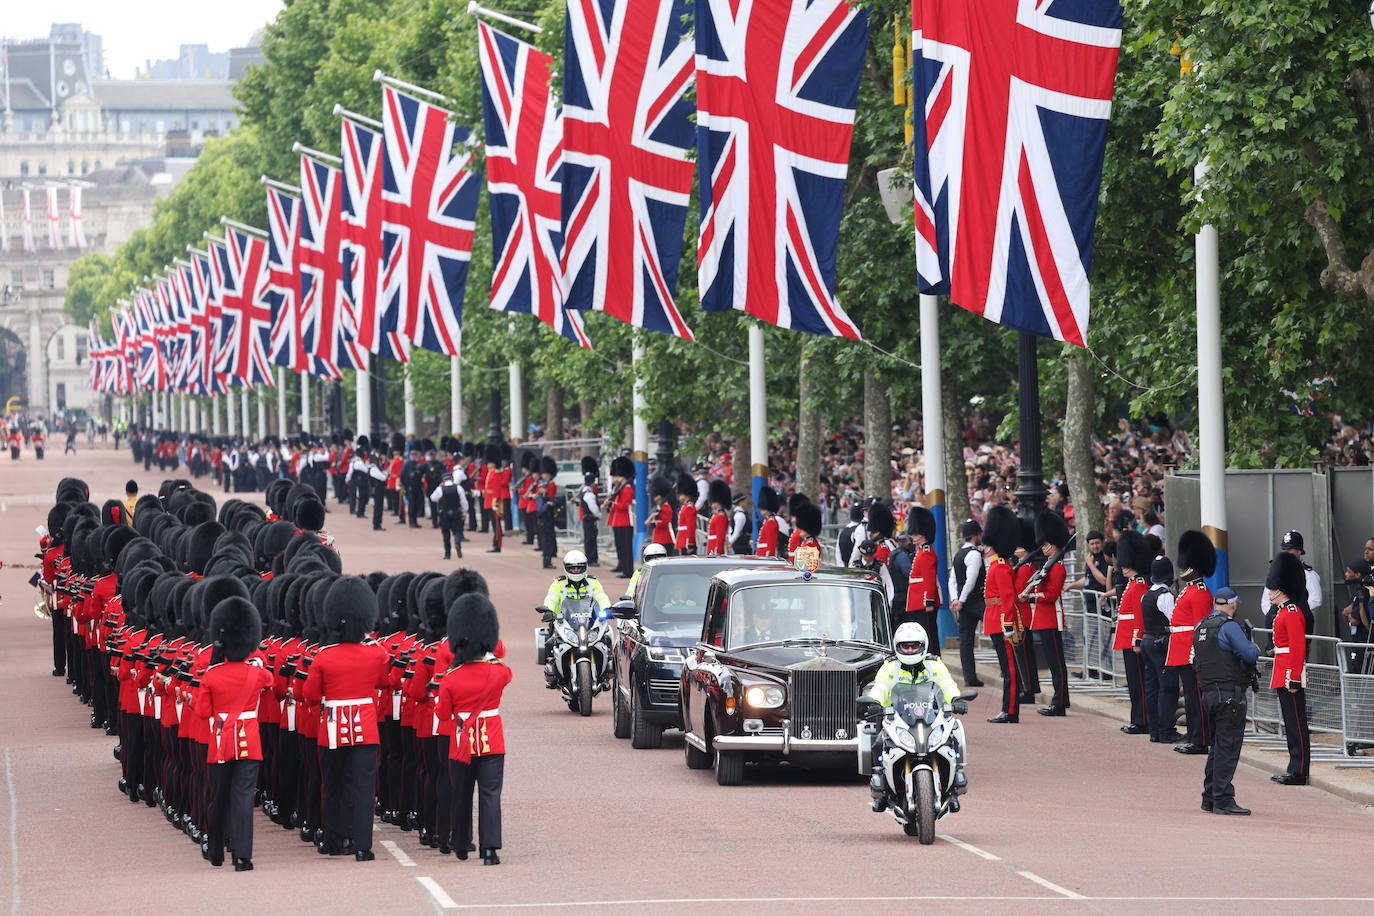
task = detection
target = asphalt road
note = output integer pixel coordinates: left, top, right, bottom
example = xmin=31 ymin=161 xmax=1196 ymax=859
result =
xmin=1 ymin=443 xmax=1371 ymax=914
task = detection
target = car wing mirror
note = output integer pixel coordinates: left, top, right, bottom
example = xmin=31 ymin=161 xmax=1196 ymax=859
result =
xmin=610 ymin=599 xmax=638 ymax=620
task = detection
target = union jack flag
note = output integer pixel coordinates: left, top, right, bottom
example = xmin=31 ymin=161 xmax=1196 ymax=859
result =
xmin=206 ymin=238 xmax=235 ymax=394
xmin=696 ymin=0 xmax=867 ymax=340
xmin=478 ymin=21 xmax=590 ymax=349
xmin=170 ymin=265 xmax=196 ymax=391
xmin=114 ymin=308 xmax=136 ymax=395
xmin=912 ymin=0 xmax=1123 ymax=346
xmin=379 ymin=82 xmax=480 ymax=358
xmin=340 ymin=116 xmax=405 ymax=362
xmin=87 ymin=320 xmax=110 ymax=393
xmin=215 ymin=226 xmax=276 ymax=388
xmin=561 ymin=0 xmax=695 ymax=340
xmin=264 ymin=185 xmax=308 ymax=375
xmin=133 ymin=290 xmax=167 ymax=392
xmin=300 ymin=155 xmax=362 ymax=375
xmin=190 ymin=252 xmax=226 ymax=396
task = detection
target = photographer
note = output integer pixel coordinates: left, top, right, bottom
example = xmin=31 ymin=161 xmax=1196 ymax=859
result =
xmin=1193 ymin=587 xmax=1259 ymax=815
xmin=1340 ymin=559 xmax=1373 ymax=673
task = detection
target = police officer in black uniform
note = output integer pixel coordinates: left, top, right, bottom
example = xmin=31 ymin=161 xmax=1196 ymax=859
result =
xmin=948 ymin=520 xmax=986 ymax=688
xmin=1192 ymin=586 xmax=1259 ymax=815
xmin=430 ymin=472 xmax=469 ymax=560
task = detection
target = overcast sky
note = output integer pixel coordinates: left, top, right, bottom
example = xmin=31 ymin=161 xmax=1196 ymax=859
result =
xmin=4 ymin=1 xmax=284 ymax=79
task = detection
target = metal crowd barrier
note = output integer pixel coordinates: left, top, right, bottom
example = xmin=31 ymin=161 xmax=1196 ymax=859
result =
xmin=1337 ymin=642 xmax=1374 ymax=766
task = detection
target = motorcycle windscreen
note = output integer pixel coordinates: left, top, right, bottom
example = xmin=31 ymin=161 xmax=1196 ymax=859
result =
xmin=890 ymin=682 xmax=941 ymax=728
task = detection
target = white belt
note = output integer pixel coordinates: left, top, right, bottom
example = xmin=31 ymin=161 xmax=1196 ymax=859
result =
xmin=1274 ymin=647 xmax=1290 ymax=655
xmin=391 ymin=694 xmax=402 ymax=720
xmin=325 ymin=698 xmax=371 ymax=749
xmin=1118 ymin=614 xmax=1135 ymax=620
xmin=218 ymin=710 xmax=258 ymax=721
xmin=324 ymin=697 xmax=372 ymax=708
xmin=1169 ymin=626 xmax=1192 ymax=633
xmin=458 ymin=708 xmax=500 ymax=719
xmin=284 ymin=696 xmax=296 ymax=731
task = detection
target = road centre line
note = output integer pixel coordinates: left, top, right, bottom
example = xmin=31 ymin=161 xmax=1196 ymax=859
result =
xmin=1017 ymin=870 xmax=1085 ymax=899
xmin=939 ymin=833 xmax=1000 ymax=860
xmin=381 ymin=839 xmax=416 ymax=867
xmin=401 ymin=895 xmax=1374 ymax=910
xmin=418 ymin=876 xmax=460 ymax=909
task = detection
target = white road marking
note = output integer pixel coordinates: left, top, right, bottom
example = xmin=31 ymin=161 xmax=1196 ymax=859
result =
xmin=1016 ymin=871 xmax=1084 ymax=899
xmin=418 ymin=876 xmax=459 ymax=909
xmin=415 ymin=896 xmax=1374 ymax=911
xmin=940 ymin=833 xmax=1001 ymax=860
xmin=5 ymin=747 xmax=19 ymax=915
xmin=381 ymin=839 xmax=416 ymax=867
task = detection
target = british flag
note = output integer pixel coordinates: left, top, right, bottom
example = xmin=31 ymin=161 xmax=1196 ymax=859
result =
xmin=379 ymin=81 xmax=480 ymax=358
xmin=170 ymin=265 xmax=197 ymax=392
xmin=206 ymin=238 xmax=236 ymax=394
xmin=696 ymin=0 xmax=867 ymax=340
xmin=87 ymin=320 xmax=109 ymax=393
xmin=300 ymin=155 xmax=362 ymax=374
xmin=114 ymin=308 xmax=136 ymax=395
xmin=215 ymin=226 xmax=276 ymax=388
xmin=340 ymin=116 xmax=405 ymax=362
xmin=190 ymin=252 xmax=226 ymax=396
xmin=478 ymin=21 xmax=590 ymax=349
xmin=264 ymin=185 xmax=308 ymax=375
xmin=561 ymin=0 xmax=695 ymax=340
xmin=133 ymin=290 xmax=167 ymax=392
xmin=912 ymin=0 xmax=1122 ymax=346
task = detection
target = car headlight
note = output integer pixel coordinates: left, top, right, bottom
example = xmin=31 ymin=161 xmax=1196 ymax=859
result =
xmin=647 ymin=646 xmax=685 ymax=662
xmin=743 ymin=684 xmax=785 ymax=709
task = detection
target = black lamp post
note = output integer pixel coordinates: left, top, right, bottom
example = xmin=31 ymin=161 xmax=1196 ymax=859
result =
xmin=487 ymin=384 xmax=503 ymax=446
xmin=655 ymin=419 xmax=677 ymax=478
xmin=1014 ymin=331 xmax=1049 ymax=521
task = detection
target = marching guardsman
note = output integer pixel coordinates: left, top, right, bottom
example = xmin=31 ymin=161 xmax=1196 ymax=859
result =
xmin=649 ymin=478 xmax=675 ymax=553
xmin=1011 ymin=519 xmax=1041 ymax=704
xmin=728 ymin=492 xmax=751 ymax=556
xmin=705 ymin=481 xmax=731 ymax=556
xmin=1028 ymin=511 xmax=1070 ymax=716
xmin=429 ymin=469 xmax=469 ymax=560
xmin=484 ymin=446 xmax=511 ymax=553
xmin=519 ymin=454 xmax=539 ymax=543
xmin=1266 ymin=551 xmax=1310 ymax=786
xmin=605 ymin=456 xmax=635 ymax=577
xmin=904 ymin=506 xmax=941 ymax=646
xmin=1170 ymin=530 xmax=1218 ymax=755
xmin=437 ymin=593 xmax=511 ymax=866
xmin=674 ymin=473 xmax=698 ymax=556
xmin=754 ymin=486 xmax=781 ymax=558
xmin=579 ymin=457 xmax=601 ymax=565
xmin=1113 ymin=530 xmax=1151 ymax=735
xmin=982 ymin=506 xmax=1021 ymax=723
xmin=535 ymin=456 xmax=559 ymax=567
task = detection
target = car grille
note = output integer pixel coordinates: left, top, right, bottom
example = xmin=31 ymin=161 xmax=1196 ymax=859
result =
xmin=647 ymin=678 xmax=680 ymax=706
xmin=789 ymin=664 xmax=857 ymax=742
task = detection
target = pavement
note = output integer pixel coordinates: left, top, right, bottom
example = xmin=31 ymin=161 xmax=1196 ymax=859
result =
xmin=2 ymin=442 xmax=1373 ymax=914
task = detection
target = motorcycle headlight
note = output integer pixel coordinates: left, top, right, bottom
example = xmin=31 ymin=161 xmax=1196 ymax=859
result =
xmin=892 ymin=724 xmax=917 ymax=752
xmin=555 ymin=621 xmax=576 ymax=643
xmin=743 ymin=684 xmax=785 ymax=709
xmin=648 ymin=645 xmax=686 ymax=662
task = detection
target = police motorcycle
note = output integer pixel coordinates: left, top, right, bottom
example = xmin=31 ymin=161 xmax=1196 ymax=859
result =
xmin=536 ymin=550 xmax=613 ymax=717
xmin=858 ymin=624 xmax=975 ymax=844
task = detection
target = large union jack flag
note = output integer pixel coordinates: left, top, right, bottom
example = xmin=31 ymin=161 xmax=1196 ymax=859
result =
xmin=697 ymin=0 xmax=867 ymax=340
xmin=341 ymin=116 xmax=404 ymax=363
xmin=265 ymin=185 xmax=308 ymax=376
xmin=190 ymin=251 xmax=226 ymax=396
xmin=133 ymin=290 xmax=167 ymax=392
xmin=478 ymin=21 xmax=590 ymax=349
xmin=561 ymin=0 xmax=695 ymax=340
xmin=215 ymin=226 xmax=276 ymax=388
xmin=912 ymin=0 xmax=1122 ymax=346
xmin=379 ymin=82 xmax=480 ymax=358
xmin=113 ymin=308 xmax=136 ymax=395
xmin=300 ymin=155 xmax=363 ymax=375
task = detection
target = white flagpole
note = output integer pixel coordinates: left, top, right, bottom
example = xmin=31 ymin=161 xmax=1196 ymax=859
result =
xmin=211 ymin=394 xmax=222 ymax=436
xmin=466 ymin=1 xmax=544 ymax=34
xmin=450 ymin=349 xmax=462 ymax=439
xmin=240 ymin=387 xmax=250 ymax=436
xmin=919 ymin=293 xmax=950 ymax=642
xmin=276 ymin=366 xmax=288 ymax=435
xmin=748 ymin=323 xmax=767 ymax=526
xmin=403 ymin=368 xmax=417 ymax=435
xmin=256 ymin=388 xmax=267 ymax=441
xmin=508 ymin=359 xmax=524 ymax=442
xmin=632 ymin=337 xmax=648 ymax=554
xmin=356 ymin=351 xmax=372 ymax=442
xmin=300 ymin=373 xmax=311 ymax=433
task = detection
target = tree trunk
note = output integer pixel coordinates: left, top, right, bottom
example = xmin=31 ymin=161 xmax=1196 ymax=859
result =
xmin=546 ymin=384 xmax=565 ymax=441
xmin=1063 ymin=350 xmax=1104 ymax=539
xmin=863 ymin=368 xmax=892 ymax=500
xmin=796 ymin=340 xmax=821 ymax=500
xmin=941 ymin=380 xmax=971 ymax=550
xmin=579 ymin=399 xmax=595 ymax=438
xmin=732 ymin=430 xmax=751 ymax=512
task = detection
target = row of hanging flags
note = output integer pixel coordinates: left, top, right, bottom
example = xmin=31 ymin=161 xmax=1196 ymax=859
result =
xmin=88 ymin=0 xmax=1124 ymax=398
xmin=0 ymin=185 xmax=87 ymax=252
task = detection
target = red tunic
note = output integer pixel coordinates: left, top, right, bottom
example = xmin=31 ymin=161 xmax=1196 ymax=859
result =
xmin=303 ymin=641 xmax=391 ymax=748
xmin=650 ymin=502 xmax=675 ymax=545
xmin=1270 ymin=603 xmax=1307 ymax=689
xmin=609 ymin=485 xmax=633 ymax=527
xmin=485 ymin=467 xmax=511 ymax=509
xmin=705 ymin=512 xmax=728 ymax=556
xmin=1166 ymin=581 xmax=1212 ymax=666
xmin=1112 ymin=577 xmax=1147 ymax=651
xmin=755 ymin=516 xmax=779 ymax=558
xmin=437 ymin=658 xmax=513 ymax=761
xmin=1013 ymin=563 xmax=1035 ymax=630
xmin=905 ymin=545 xmax=940 ymax=611
xmin=982 ymin=556 xmax=1018 ymax=636
xmin=676 ymin=503 xmax=697 ymax=551
xmin=1028 ymin=562 xmax=1066 ymax=630
xmin=387 ymin=457 xmax=403 ymax=491
xmin=786 ymin=527 xmax=802 ymax=563
xmin=193 ymin=661 xmax=273 ymax=763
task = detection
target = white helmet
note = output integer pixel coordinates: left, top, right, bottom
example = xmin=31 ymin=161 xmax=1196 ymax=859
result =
xmin=563 ymin=549 xmax=589 ymax=582
xmin=642 ymin=543 xmax=668 ymax=562
xmin=893 ymin=622 xmax=928 ymax=666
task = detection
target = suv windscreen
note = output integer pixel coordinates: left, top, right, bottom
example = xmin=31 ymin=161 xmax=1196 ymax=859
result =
xmin=725 ymin=583 xmax=886 ymax=648
xmin=640 ymin=566 xmax=730 ymax=638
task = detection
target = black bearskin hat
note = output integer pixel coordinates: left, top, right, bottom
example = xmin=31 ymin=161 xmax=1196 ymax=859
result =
xmin=187 ymin=520 xmax=227 ymax=577
xmin=265 ymin=478 xmax=293 ymax=515
xmin=676 ymin=473 xmax=697 ymax=499
xmin=448 ymin=592 xmax=500 ymax=664
xmin=103 ymin=525 xmax=137 ymax=568
xmin=295 ymin=497 xmax=326 ymax=533
xmin=327 ymin=576 xmax=378 ymax=643
xmin=610 ymin=455 xmax=633 ymax=479
xmin=253 ymin=521 xmax=297 ymax=572
xmin=181 ymin=498 xmax=215 ymax=529
xmin=390 ymin=432 xmax=406 ymax=454
xmin=443 ymin=568 xmax=490 ymax=607
xmin=1115 ymin=529 xmax=1149 ymax=576
xmin=47 ymin=503 xmax=73 ymax=542
xmin=421 ymin=577 xmax=449 ymax=640
xmin=787 ymin=492 xmax=810 ymax=518
xmin=982 ymin=506 xmax=1019 ymax=560
xmin=56 ymin=477 xmax=89 ymax=502
xmin=1177 ymin=530 xmax=1217 ymax=580
xmin=210 ymin=596 xmax=262 ymax=662
xmin=796 ymin=502 xmax=823 ymax=538
xmin=581 ymin=455 xmax=598 ymax=477
xmin=1265 ymin=551 xmax=1306 ymax=603
xmin=907 ymin=505 xmax=937 ymax=544
xmin=539 ymin=455 xmax=558 ymax=476
xmin=757 ymin=485 xmax=780 ymax=514
xmin=101 ymin=498 xmax=128 ymax=528
xmin=1035 ymin=511 xmax=1071 ymax=552
xmin=356 ymin=434 xmax=371 ymax=452
xmin=708 ymin=479 xmax=732 ymax=508
xmin=867 ymin=502 xmax=896 ymax=540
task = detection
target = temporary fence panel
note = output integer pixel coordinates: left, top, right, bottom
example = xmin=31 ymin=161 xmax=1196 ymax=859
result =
xmin=1338 ymin=641 xmax=1374 ymax=763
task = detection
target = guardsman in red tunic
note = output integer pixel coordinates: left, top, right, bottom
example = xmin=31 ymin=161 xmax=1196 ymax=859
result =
xmin=754 ymin=486 xmax=781 ymax=558
xmin=192 ymin=597 xmax=272 ymax=870
xmin=981 ymin=507 xmax=1021 ymax=723
xmin=519 ymin=454 xmax=539 ymax=543
xmin=484 ymin=447 xmax=512 ymax=552
xmin=1266 ymin=551 xmax=1310 ymax=785
xmin=1011 ymin=520 xmax=1041 ymax=702
xmin=705 ymin=480 xmax=731 ymax=556
xmin=1029 ymin=512 xmax=1070 ymax=716
xmin=675 ymin=473 xmax=699 ymax=555
xmin=1113 ymin=530 xmax=1151 ymax=735
xmin=437 ymin=593 xmax=512 ymax=866
xmin=904 ymin=506 xmax=941 ymax=646
xmin=649 ymin=477 xmax=676 ymax=551
xmin=303 ymin=577 xmax=391 ymax=860
xmin=785 ymin=493 xmax=810 ymax=563
xmin=1170 ymin=530 xmax=1218 ymax=755
xmin=607 ymin=457 xmax=636 ymax=576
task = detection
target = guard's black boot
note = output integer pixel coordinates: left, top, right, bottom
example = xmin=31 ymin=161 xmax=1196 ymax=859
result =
xmin=481 ymin=848 xmax=500 ymax=866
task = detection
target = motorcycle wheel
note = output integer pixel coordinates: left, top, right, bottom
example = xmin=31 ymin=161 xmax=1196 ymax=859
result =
xmin=576 ymin=659 xmax=594 ymax=717
xmin=903 ymin=770 xmax=937 ymax=845
xmin=611 ymin=673 xmax=631 ymax=738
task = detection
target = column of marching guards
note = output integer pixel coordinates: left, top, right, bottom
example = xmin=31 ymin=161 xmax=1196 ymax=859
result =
xmin=38 ymin=474 xmax=510 ymax=871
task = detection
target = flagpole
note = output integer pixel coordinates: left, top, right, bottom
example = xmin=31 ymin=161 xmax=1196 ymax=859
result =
xmin=356 ymin=351 xmax=372 ymax=443
xmin=508 ymin=359 xmax=524 ymax=442
xmin=466 ymin=1 xmax=544 ymax=34
xmin=334 ymin=106 xmax=383 ymax=131
xmin=276 ymin=366 xmax=288 ymax=436
xmin=632 ymin=336 xmax=648 ymax=557
xmin=1196 ymin=159 xmax=1228 ymax=588
xmin=291 ymin=142 xmax=342 ymax=167
xmin=403 ymin=368 xmax=417 ymax=435
xmin=240 ymin=387 xmax=250 ymax=437
xmin=256 ymin=388 xmax=267 ymax=441
xmin=300 ymin=373 xmax=311 ymax=434
xmin=450 ymin=352 xmax=462 ymax=441
xmin=211 ymin=394 xmax=221 ymax=436
xmin=920 ymin=293 xmax=952 ymax=644
xmin=373 ymin=71 xmax=449 ymax=105
xmin=225 ymin=390 xmax=236 ymax=437
xmin=748 ymin=322 xmax=767 ymax=532
xmin=1013 ymin=331 xmax=1048 ymax=520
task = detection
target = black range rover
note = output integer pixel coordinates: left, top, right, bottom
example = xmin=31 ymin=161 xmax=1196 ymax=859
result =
xmin=609 ymin=555 xmax=784 ymax=748
xmin=678 ymin=566 xmax=891 ymax=785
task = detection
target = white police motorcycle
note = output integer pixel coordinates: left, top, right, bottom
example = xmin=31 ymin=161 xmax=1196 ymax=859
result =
xmin=536 ymin=595 xmax=612 ymax=717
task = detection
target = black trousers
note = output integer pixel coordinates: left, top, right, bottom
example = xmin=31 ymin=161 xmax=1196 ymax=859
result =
xmin=371 ymin=484 xmax=386 ymax=529
xmin=320 ymin=745 xmax=378 ymax=852
xmin=1036 ymin=628 xmax=1070 ymax=711
xmin=538 ymin=513 xmax=556 ymax=560
xmin=439 ymin=512 xmax=464 ymax=558
xmin=1121 ymin=648 xmax=1149 ymax=729
xmin=613 ymin=526 xmax=633 ymax=576
xmin=208 ymin=759 xmax=260 ymax=863
xmin=582 ymin=516 xmax=599 ymax=564
xmin=407 ymin=485 xmax=425 ymax=524
xmin=50 ymin=609 xmax=66 ymax=675
xmin=1179 ymin=665 xmax=1208 ymax=747
xmin=957 ymin=605 xmax=982 ymax=683
xmin=1140 ymin=637 xmax=1170 ymax=738
xmin=920 ymin=608 xmax=941 ymax=657
xmin=352 ymin=477 xmax=369 ymax=515
xmin=1277 ymin=687 xmax=1310 ymax=780
xmin=989 ymin=633 xmax=1019 ymax=717
xmin=1015 ymin=628 xmax=1040 ymax=697
xmin=449 ymin=754 xmax=504 ymax=850
xmin=1202 ymin=684 xmax=1247 ymax=807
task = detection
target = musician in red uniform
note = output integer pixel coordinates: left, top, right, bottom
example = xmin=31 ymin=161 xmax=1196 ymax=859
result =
xmin=484 ymin=448 xmax=511 ymax=553
xmin=437 ymin=593 xmax=512 ymax=866
xmin=649 ymin=478 xmax=675 ymax=551
xmin=1267 ymin=551 xmax=1310 ymax=785
xmin=192 ymin=597 xmax=273 ymax=870
xmin=302 ymin=577 xmax=390 ymax=860
xmin=981 ymin=507 xmax=1020 ymax=723
xmin=674 ymin=474 xmax=698 ymax=555
xmin=904 ymin=506 xmax=941 ymax=644
xmin=1170 ymin=530 xmax=1218 ymax=755
xmin=607 ymin=457 xmax=636 ymax=576
xmin=704 ymin=481 xmax=731 ymax=556
xmin=1112 ymin=530 xmax=1151 ymax=735
xmin=1028 ymin=512 xmax=1070 ymax=716
xmin=754 ymin=486 xmax=781 ymax=558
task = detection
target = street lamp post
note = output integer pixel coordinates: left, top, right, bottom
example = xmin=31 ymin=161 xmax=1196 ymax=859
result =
xmin=1013 ymin=331 xmax=1049 ymax=521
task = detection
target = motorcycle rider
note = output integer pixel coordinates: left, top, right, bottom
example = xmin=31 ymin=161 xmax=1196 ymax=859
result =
xmin=865 ymin=622 xmax=968 ymax=811
xmin=623 ymin=542 xmax=669 ymax=598
xmin=542 ymin=550 xmax=612 ymax=688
